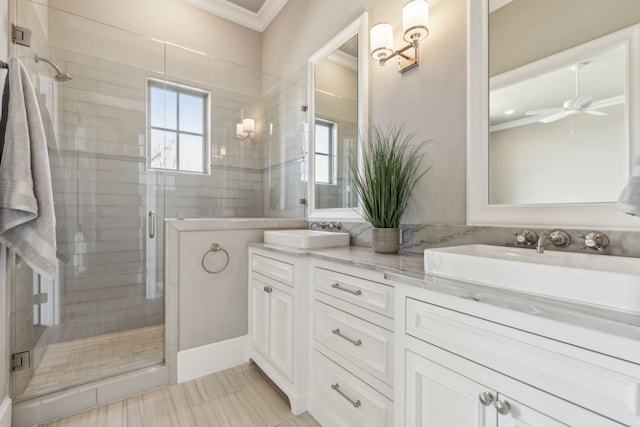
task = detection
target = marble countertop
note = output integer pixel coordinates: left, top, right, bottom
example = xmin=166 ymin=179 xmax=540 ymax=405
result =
xmin=249 ymin=243 xmax=425 ymax=275
xmin=250 ymin=242 xmax=640 ymax=361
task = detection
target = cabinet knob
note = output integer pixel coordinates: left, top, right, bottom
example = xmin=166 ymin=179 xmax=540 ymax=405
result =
xmin=495 ymin=399 xmax=511 ymax=415
xmin=478 ymin=391 xmax=494 ymax=406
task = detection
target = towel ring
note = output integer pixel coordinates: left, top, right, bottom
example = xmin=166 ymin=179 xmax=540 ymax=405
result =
xmin=201 ymin=243 xmax=230 ymax=274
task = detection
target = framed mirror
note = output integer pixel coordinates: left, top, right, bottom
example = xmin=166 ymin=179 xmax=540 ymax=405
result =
xmin=307 ymin=12 xmax=368 ymax=220
xmin=468 ymin=0 xmax=640 ymax=228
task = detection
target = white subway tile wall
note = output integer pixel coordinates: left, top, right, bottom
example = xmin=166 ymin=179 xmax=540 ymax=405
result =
xmin=45 ymin=44 xmax=307 ymax=342
xmin=12 ymin=0 xmax=307 ymax=400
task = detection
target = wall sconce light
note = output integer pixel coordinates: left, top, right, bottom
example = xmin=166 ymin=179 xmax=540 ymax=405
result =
xmin=370 ymin=0 xmax=429 ymax=73
xmin=236 ymin=118 xmax=255 ymax=140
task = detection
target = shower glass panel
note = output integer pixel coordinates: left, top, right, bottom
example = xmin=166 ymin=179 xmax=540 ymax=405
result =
xmin=163 ymin=44 xmax=308 ymax=219
xmin=12 ymin=0 xmax=166 ymax=401
xmin=10 ymin=0 xmax=307 ymax=404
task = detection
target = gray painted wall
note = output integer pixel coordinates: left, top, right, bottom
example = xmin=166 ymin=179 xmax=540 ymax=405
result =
xmin=177 ymin=229 xmax=264 ymax=350
xmin=489 ymin=0 xmax=640 ymax=76
xmin=263 ymin=0 xmax=468 ymax=225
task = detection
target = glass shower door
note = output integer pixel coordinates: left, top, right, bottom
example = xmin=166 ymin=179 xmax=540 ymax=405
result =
xmin=11 ymin=0 xmax=167 ymax=401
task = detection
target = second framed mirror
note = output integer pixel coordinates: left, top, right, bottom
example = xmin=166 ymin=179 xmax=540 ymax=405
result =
xmin=308 ymin=12 xmax=368 ymax=220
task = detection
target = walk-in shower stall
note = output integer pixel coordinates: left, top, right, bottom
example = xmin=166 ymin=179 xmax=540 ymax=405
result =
xmin=10 ymin=0 xmax=306 ymax=406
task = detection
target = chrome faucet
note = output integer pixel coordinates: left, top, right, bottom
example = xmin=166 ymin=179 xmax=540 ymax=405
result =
xmin=536 ymin=230 xmax=571 ymax=254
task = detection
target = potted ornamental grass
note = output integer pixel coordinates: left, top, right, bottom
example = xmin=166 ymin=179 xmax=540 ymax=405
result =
xmin=349 ymin=125 xmax=429 ymax=253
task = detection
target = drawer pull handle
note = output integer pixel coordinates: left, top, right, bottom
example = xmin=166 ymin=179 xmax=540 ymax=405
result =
xmin=495 ymin=399 xmax=511 ymax=416
xmin=263 ymin=286 xmax=272 ymax=293
xmin=331 ymin=283 xmax=362 ymax=296
xmin=331 ymin=383 xmax=361 ymax=408
xmin=332 ymin=328 xmax=362 ymax=346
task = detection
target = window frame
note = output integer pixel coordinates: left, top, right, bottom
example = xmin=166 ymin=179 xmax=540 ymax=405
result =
xmin=314 ymin=118 xmax=338 ymax=185
xmin=146 ymin=79 xmax=210 ymax=175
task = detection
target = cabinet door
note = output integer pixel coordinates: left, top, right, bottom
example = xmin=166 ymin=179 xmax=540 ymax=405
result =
xmin=405 ymin=351 xmax=496 ymax=427
xmin=495 ymin=395 xmax=566 ymax=427
xmin=269 ymin=287 xmax=294 ymax=380
xmin=250 ymin=277 xmax=270 ymax=358
xmin=496 ymin=393 xmax=622 ymax=427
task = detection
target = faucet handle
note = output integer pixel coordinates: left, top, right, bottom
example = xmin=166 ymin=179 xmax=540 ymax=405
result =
xmin=549 ymin=230 xmax=571 ymax=247
xmin=512 ymin=229 xmax=538 ymax=246
xmin=578 ymin=232 xmax=609 ymax=251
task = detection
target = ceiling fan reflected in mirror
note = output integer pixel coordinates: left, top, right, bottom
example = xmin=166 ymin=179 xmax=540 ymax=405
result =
xmin=525 ymin=62 xmax=608 ymax=123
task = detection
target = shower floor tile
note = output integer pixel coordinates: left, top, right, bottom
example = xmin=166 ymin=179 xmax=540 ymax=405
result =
xmin=44 ymin=363 xmax=320 ymax=427
xmin=24 ymin=324 xmax=164 ymax=397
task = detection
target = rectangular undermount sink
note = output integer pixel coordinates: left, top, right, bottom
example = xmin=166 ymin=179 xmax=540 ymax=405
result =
xmin=264 ymin=229 xmax=350 ymax=249
xmin=424 ymin=244 xmax=640 ymax=313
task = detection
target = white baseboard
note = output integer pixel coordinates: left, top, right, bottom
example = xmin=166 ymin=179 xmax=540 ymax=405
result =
xmin=177 ymin=335 xmax=249 ymax=383
xmin=0 ymin=395 xmax=11 ymax=427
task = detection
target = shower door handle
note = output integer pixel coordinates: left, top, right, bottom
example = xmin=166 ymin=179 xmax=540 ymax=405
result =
xmin=148 ymin=211 xmax=155 ymax=239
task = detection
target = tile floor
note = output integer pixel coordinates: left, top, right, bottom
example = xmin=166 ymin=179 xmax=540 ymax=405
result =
xmin=25 ymin=325 xmax=164 ymax=397
xmin=41 ymin=363 xmax=320 ymax=427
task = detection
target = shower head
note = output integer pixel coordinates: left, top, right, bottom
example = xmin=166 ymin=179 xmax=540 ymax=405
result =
xmin=54 ymin=71 xmax=73 ymax=82
xmin=35 ymin=54 xmax=73 ymax=82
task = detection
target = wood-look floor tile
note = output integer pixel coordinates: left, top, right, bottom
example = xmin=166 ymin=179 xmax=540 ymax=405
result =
xmin=211 ymin=391 xmax=267 ymax=427
xmin=165 ymin=383 xmax=199 ymax=426
xmin=126 ymin=387 xmax=196 ymax=427
xmin=275 ymin=413 xmax=321 ymax=427
xmin=212 ymin=368 xmax=243 ymax=395
xmin=191 ymin=373 xmax=228 ymax=404
xmin=45 ymin=401 xmax=127 ymax=427
xmin=239 ymin=384 xmax=294 ymax=426
xmin=26 ymin=325 xmax=163 ymax=397
xmin=43 ymin=363 xmax=319 ymax=427
xmin=191 ymin=400 xmax=226 ymax=426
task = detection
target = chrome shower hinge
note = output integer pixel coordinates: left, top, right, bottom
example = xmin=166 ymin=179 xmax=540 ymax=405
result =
xmin=12 ymin=25 xmax=32 ymax=47
xmin=12 ymin=350 xmax=31 ymax=371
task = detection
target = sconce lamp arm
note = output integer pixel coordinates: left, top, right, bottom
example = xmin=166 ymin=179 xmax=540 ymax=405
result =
xmin=378 ymin=41 xmax=420 ymax=73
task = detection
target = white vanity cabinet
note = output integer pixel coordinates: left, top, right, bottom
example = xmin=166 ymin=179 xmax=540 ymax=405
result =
xmin=404 ymin=347 xmax=615 ymax=427
xmin=248 ymin=247 xmax=309 ymax=415
xmin=395 ymin=284 xmax=639 ymax=427
xmin=249 ymin=275 xmax=293 ymax=378
xmin=308 ymin=259 xmax=395 ymax=427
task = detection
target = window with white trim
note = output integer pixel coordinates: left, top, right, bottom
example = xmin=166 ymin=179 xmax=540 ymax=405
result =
xmin=315 ymin=119 xmax=337 ymax=184
xmin=148 ymin=80 xmax=209 ymax=174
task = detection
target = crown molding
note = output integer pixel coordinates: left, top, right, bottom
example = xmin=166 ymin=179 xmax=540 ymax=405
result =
xmin=489 ymin=0 xmax=514 ymax=13
xmin=327 ymin=50 xmax=357 ymax=71
xmin=181 ymin=0 xmax=288 ymax=32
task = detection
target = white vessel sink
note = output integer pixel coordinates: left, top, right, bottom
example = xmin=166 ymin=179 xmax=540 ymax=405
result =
xmin=424 ymin=244 xmax=640 ymax=313
xmin=264 ymin=229 xmax=350 ymax=249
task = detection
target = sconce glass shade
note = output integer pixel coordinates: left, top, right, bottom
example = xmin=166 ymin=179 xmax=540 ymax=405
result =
xmin=242 ymin=118 xmax=255 ymax=132
xmin=370 ymin=23 xmax=394 ymax=60
xmin=237 ymin=118 xmax=256 ymax=139
xmin=402 ymin=0 xmax=429 ymax=43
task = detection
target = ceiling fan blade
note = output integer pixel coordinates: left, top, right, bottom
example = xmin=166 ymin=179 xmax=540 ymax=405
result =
xmin=526 ymin=108 xmax=562 ymax=116
xmin=575 ymin=94 xmax=593 ymax=108
xmin=584 ymin=110 xmax=607 ymax=116
xmin=539 ymin=111 xmax=574 ymax=123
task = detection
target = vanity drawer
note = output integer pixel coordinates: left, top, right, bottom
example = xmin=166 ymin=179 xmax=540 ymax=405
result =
xmin=309 ymin=350 xmax=393 ymax=427
xmin=314 ymin=267 xmax=393 ymax=317
xmin=313 ymin=300 xmax=393 ymax=385
xmin=405 ymin=297 xmax=640 ymax=424
xmin=251 ymin=253 xmax=294 ymax=287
